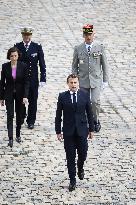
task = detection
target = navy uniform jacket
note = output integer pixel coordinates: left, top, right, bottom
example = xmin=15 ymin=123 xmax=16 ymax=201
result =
xmin=15 ymin=41 xmax=46 ymax=86
xmin=55 ymin=89 xmax=94 ymax=137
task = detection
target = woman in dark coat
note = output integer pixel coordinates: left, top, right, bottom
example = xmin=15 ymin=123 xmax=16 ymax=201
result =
xmin=0 ymin=47 xmax=29 ymax=148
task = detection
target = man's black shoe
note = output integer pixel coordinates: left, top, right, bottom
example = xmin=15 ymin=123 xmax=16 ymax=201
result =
xmin=94 ymin=121 xmax=101 ymax=132
xmin=28 ymin=124 xmax=34 ymax=129
xmin=78 ymin=169 xmax=84 ymax=180
xmin=68 ymin=182 xmax=76 ymax=192
xmin=8 ymin=139 xmax=13 ymax=148
xmin=21 ymin=118 xmax=24 ymax=125
xmin=16 ymin=137 xmax=21 ymax=143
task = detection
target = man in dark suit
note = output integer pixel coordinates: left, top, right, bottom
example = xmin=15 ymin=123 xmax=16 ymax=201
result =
xmin=15 ymin=27 xmax=46 ymax=129
xmin=55 ymin=74 xmax=94 ymax=192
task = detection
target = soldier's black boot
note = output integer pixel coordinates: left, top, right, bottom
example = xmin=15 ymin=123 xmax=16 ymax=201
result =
xmin=94 ymin=120 xmax=101 ymax=132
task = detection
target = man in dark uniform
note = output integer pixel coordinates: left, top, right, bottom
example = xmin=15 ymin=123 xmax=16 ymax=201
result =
xmin=55 ymin=74 xmax=94 ymax=191
xmin=15 ymin=27 xmax=46 ymax=129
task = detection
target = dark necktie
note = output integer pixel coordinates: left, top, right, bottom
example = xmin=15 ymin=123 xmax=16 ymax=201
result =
xmin=88 ymin=46 xmax=91 ymax=55
xmin=25 ymin=44 xmax=28 ymax=51
xmin=73 ymin=92 xmax=76 ymax=107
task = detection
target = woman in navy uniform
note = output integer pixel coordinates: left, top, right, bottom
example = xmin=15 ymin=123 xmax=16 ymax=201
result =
xmin=15 ymin=27 xmax=46 ymax=129
xmin=0 ymin=47 xmax=29 ymax=147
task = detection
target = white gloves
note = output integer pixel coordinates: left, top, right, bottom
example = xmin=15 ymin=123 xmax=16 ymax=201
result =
xmin=102 ymin=82 xmax=108 ymax=90
xmin=23 ymin=98 xmax=28 ymax=105
xmin=39 ymin=82 xmax=46 ymax=88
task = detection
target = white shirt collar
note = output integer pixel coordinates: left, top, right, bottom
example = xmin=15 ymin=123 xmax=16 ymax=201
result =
xmin=69 ymin=90 xmax=78 ymax=95
xmin=85 ymin=42 xmax=93 ymax=49
xmin=23 ymin=41 xmax=31 ymax=47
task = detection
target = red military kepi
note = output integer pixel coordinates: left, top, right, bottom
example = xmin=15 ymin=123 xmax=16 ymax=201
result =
xmin=83 ymin=24 xmax=93 ymax=34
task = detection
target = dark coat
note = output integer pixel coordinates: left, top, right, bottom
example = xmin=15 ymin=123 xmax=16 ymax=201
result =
xmin=55 ymin=89 xmax=94 ymax=137
xmin=15 ymin=41 xmax=46 ymax=85
xmin=0 ymin=61 xmax=29 ymax=101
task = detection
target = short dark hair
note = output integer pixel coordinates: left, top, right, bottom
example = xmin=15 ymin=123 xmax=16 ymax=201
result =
xmin=7 ymin=47 xmax=22 ymax=60
xmin=67 ymin=74 xmax=79 ymax=83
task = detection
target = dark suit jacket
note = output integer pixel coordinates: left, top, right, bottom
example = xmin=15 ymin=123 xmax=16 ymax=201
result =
xmin=15 ymin=41 xmax=46 ymax=85
xmin=0 ymin=61 xmax=29 ymax=101
xmin=55 ymin=89 xmax=94 ymax=137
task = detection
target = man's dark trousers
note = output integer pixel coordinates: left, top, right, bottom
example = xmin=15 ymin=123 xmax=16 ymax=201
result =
xmin=64 ymin=128 xmax=88 ymax=183
xmin=26 ymin=84 xmax=38 ymax=125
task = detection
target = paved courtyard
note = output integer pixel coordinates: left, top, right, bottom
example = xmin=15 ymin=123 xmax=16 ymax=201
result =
xmin=0 ymin=0 xmax=136 ymax=204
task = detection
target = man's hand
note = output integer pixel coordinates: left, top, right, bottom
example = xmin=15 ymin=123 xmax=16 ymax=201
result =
xmin=0 ymin=100 xmax=4 ymax=106
xmin=102 ymin=82 xmax=108 ymax=90
xmin=39 ymin=82 xmax=46 ymax=88
xmin=88 ymin=132 xmax=94 ymax=139
xmin=22 ymin=98 xmax=28 ymax=105
xmin=57 ymin=134 xmax=63 ymax=141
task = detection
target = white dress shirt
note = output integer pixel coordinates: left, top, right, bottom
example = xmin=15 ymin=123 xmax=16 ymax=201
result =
xmin=69 ymin=90 xmax=78 ymax=103
xmin=85 ymin=42 xmax=93 ymax=51
xmin=23 ymin=41 xmax=31 ymax=50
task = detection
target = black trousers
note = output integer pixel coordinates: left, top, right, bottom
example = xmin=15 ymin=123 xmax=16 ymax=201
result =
xmin=6 ymin=93 xmax=22 ymax=140
xmin=64 ymin=129 xmax=88 ymax=182
xmin=27 ymin=85 xmax=38 ymax=125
